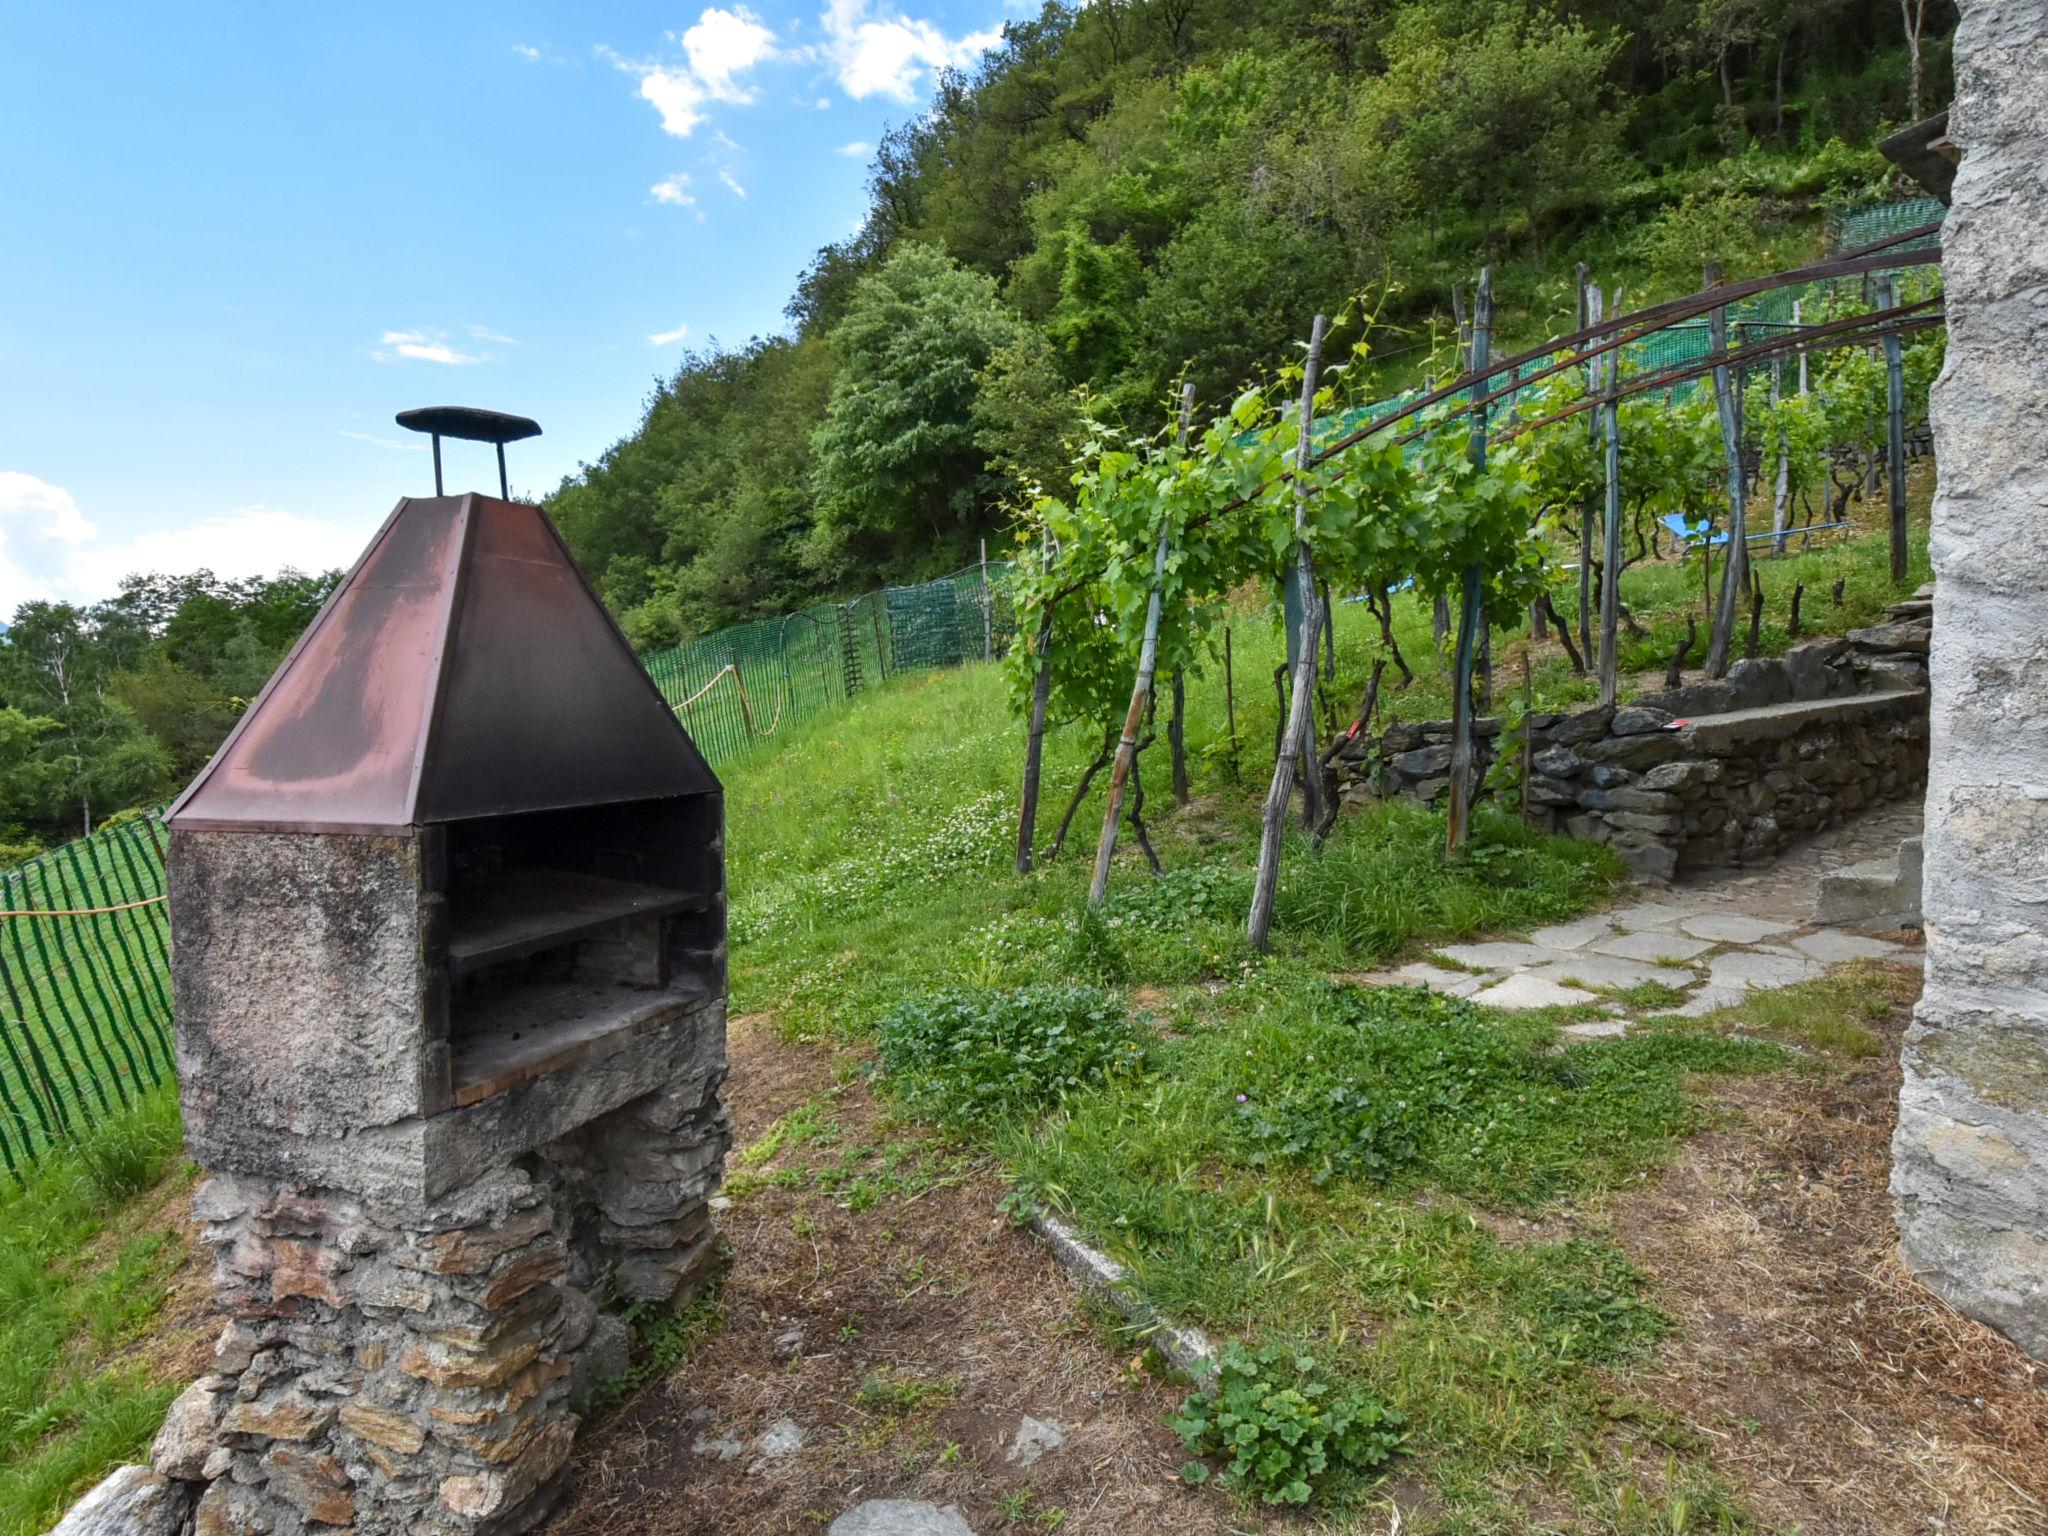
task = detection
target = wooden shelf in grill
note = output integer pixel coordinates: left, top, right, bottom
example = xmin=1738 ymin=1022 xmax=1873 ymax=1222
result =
xmin=450 ymin=977 xmax=712 ymax=1107
xmin=446 ymin=870 xmax=710 ymax=979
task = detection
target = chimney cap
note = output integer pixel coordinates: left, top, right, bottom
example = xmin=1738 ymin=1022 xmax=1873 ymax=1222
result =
xmin=396 ymin=406 xmax=542 ymax=445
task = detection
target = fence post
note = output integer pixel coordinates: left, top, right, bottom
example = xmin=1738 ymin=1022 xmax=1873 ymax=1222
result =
xmin=1248 ymin=316 xmax=1329 ymax=951
xmin=978 ymin=538 xmax=993 ymax=661
xmin=1446 ymin=268 xmax=1493 ymax=854
xmin=1704 ymin=262 xmax=1749 ymax=679
xmin=1090 ymin=383 xmax=1196 ymax=905
xmin=1878 ymin=276 xmax=1909 ymax=583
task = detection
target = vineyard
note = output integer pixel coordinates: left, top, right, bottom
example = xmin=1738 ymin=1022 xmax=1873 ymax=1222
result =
xmin=0 ymin=211 xmax=1943 ymax=1184
xmin=1005 ymin=223 xmax=1944 ymax=945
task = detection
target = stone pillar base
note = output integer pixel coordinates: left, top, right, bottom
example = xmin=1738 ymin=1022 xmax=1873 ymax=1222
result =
xmin=152 ymin=1076 xmax=730 ymax=1536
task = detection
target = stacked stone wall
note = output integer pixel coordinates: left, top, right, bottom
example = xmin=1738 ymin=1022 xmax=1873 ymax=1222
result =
xmin=145 ymin=1073 xmax=728 ymax=1536
xmin=1336 ymin=611 xmax=1931 ymax=881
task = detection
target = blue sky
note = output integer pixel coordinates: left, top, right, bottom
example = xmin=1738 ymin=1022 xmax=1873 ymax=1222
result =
xmin=0 ymin=1 xmax=1015 ymax=613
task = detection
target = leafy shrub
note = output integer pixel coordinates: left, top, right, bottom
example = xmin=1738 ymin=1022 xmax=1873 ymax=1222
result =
xmin=875 ymin=986 xmax=1147 ymax=1127
xmin=1101 ymin=864 xmax=1249 ymax=932
xmin=1172 ymin=1342 xmax=1404 ymax=1505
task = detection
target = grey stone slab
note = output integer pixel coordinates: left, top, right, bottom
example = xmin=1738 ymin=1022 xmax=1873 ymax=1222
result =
xmin=757 ymin=1417 xmax=808 ymax=1457
xmin=1528 ymin=916 xmax=1615 ymax=950
xmin=1678 ymin=912 xmax=1797 ymax=944
xmin=1390 ymin=963 xmax=1487 ymax=997
xmin=48 ymin=1466 xmax=193 ymax=1536
xmin=1592 ymin=930 xmax=1716 ymax=963
xmin=831 ymin=1502 xmax=978 ymax=1536
xmin=1471 ymin=974 xmax=1597 ymax=1011
xmin=1433 ymin=941 xmax=1570 ymax=971
xmin=1672 ymin=987 xmax=1746 ymax=1018
xmin=1707 ymin=949 xmax=1825 ymax=992
xmin=1527 ymin=955 xmax=1696 ymax=991
xmin=1606 ymin=901 xmax=1691 ymax=930
xmin=1790 ymin=929 xmax=1906 ymax=963
xmin=1006 ymin=1417 xmax=1066 ymax=1469
xmin=1560 ymin=1020 xmax=1630 ymax=1040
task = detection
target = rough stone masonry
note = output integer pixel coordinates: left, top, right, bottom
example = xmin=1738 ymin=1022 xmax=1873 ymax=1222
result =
xmin=1891 ymin=0 xmax=2048 ymax=1361
xmin=111 ymin=823 xmax=733 ymax=1536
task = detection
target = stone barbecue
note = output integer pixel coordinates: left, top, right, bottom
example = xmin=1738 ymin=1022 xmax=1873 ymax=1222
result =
xmin=153 ymin=430 xmax=730 ymax=1535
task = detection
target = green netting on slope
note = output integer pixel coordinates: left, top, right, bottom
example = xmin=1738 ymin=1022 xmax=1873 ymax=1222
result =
xmin=1833 ymin=195 xmax=1945 ymax=254
xmin=639 ymin=562 xmax=1016 ymax=768
xmin=0 ymin=817 xmax=174 ymax=1181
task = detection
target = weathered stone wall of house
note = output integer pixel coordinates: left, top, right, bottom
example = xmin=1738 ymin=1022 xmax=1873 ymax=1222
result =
xmin=1891 ymin=0 xmax=2048 ymax=1363
xmin=1335 ymin=616 xmax=1931 ymax=882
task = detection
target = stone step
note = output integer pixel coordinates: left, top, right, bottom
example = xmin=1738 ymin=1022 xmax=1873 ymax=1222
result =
xmin=1814 ymin=835 xmax=1923 ymax=926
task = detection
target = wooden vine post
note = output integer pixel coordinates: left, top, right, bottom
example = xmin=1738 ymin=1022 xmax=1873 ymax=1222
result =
xmin=1596 ymin=286 xmax=1623 ymax=708
xmin=1247 ymin=315 xmax=1328 ymax=951
xmin=1576 ymin=263 xmax=1596 ymax=665
xmin=1877 ymin=276 xmax=1909 ymax=583
xmin=1168 ymin=668 xmax=1190 ymax=805
xmin=1704 ymin=262 xmax=1750 ymax=679
xmin=1013 ymin=528 xmax=1056 ymax=875
xmin=1088 ymin=382 xmax=1198 ymax=905
xmin=1445 ymin=270 xmax=1493 ymax=854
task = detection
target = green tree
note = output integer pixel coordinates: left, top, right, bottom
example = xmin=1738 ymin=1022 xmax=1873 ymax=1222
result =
xmin=807 ymin=244 xmax=1023 ymax=579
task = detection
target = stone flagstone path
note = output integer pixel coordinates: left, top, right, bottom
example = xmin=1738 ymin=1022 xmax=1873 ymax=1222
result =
xmin=1362 ymin=801 xmax=1923 ymax=1035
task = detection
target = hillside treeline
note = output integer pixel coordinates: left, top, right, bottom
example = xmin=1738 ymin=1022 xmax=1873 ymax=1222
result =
xmin=0 ymin=573 xmax=337 ymax=858
xmin=547 ymin=0 xmax=1953 ymax=650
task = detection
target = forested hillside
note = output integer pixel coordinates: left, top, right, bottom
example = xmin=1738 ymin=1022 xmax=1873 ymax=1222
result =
xmin=546 ymin=0 xmax=1953 ymax=649
xmin=0 ymin=574 xmax=336 ymax=858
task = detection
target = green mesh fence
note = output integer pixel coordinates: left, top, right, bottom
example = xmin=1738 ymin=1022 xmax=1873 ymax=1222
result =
xmin=0 ymin=816 xmax=174 ymax=1179
xmin=642 ymin=560 xmax=1016 ymax=767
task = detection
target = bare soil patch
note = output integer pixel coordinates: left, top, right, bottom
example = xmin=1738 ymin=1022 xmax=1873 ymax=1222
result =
xmin=545 ymin=1014 xmax=1247 ymax=1536
xmin=1612 ymin=966 xmax=2048 ymax=1535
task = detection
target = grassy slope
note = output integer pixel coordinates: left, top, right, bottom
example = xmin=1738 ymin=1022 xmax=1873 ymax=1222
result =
xmin=0 ymin=1091 xmax=194 ymax=1536
xmin=0 ymin=481 xmax=1928 ymax=1532
xmin=721 ymin=489 xmax=1932 ymax=1529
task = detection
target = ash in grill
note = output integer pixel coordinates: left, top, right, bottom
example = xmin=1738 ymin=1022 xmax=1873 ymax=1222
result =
xmin=156 ymin=409 xmax=730 ymax=1536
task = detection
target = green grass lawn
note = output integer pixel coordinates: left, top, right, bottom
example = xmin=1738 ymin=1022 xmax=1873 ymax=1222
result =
xmin=0 ymin=1089 xmax=192 ymax=1536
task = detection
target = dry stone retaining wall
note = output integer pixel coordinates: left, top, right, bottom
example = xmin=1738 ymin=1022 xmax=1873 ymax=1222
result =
xmin=1336 ymin=612 xmax=1932 ymax=882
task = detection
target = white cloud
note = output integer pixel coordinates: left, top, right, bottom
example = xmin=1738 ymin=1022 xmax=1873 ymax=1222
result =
xmin=511 ymin=42 xmax=541 ymax=60
xmin=0 ymin=473 xmax=95 ymax=545
xmin=635 ymin=63 xmax=711 ymax=137
xmin=605 ymin=7 xmax=781 ymax=139
xmin=812 ymin=95 xmax=832 ymax=108
xmin=0 ymin=476 xmax=379 ymax=613
xmin=648 ymin=323 xmax=691 ymax=346
xmin=468 ymin=324 xmax=518 ymax=345
xmin=718 ymin=168 xmax=748 ymax=198
xmin=817 ymin=0 xmax=1001 ymax=102
xmin=836 ymin=139 xmax=872 ymax=156
xmin=61 ymin=507 xmax=374 ymax=608
xmin=338 ymin=430 xmax=425 ymax=452
xmin=372 ymin=328 xmax=486 ymax=366
xmin=683 ymin=7 xmax=778 ymax=101
xmin=650 ymin=172 xmax=696 ymax=206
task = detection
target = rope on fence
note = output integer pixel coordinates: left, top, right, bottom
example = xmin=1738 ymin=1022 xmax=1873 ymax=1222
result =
xmin=0 ymin=895 xmax=168 ymax=919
